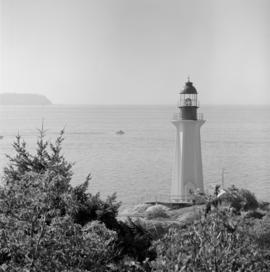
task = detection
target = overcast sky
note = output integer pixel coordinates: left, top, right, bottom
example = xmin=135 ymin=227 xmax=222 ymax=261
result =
xmin=0 ymin=0 xmax=269 ymax=104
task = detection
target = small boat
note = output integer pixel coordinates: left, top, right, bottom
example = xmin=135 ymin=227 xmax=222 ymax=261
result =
xmin=116 ymin=130 xmax=125 ymax=135
xmin=0 ymin=136 xmax=3 ymax=140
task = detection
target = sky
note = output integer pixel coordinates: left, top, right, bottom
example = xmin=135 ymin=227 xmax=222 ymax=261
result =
xmin=0 ymin=0 xmax=269 ymax=105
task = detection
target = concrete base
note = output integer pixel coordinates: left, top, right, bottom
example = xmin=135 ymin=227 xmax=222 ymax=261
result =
xmin=145 ymin=201 xmax=192 ymax=209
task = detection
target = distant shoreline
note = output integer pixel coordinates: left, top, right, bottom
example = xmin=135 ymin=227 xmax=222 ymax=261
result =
xmin=0 ymin=93 xmax=52 ymax=105
xmin=1 ymin=101 xmax=269 ymax=107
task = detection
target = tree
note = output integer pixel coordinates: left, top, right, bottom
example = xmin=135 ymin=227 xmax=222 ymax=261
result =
xmin=4 ymin=129 xmax=72 ymax=183
xmin=0 ymin=129 xmax=120 ymax=271
xmin=0 ymin=171 xmax=117 ymax=271
xmin=0 ymin=129 xmax=154 ymax=271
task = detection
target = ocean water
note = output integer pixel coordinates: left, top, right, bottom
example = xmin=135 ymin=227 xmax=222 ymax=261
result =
xmin=0 ymin=105 xmax=269 ymax=205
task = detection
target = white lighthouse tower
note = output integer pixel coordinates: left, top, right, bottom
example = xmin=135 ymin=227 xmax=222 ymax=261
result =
xmin=171 ymin=79 xmax=205 ymax=202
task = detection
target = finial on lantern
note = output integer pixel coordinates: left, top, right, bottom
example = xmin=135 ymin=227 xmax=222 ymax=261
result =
xmin=187 ymin=76 xmax=190 ymax=82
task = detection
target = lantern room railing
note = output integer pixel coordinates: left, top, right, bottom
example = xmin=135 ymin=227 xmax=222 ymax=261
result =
xmin=172 ymin=112 xmax=204 ymax=121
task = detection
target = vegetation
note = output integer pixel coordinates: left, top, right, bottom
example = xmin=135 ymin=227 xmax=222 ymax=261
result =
xmin=0 ymin=130 xmax=153 ymax=271
xmin=0 ymin=129 xmax=269 ymax=271
xmin=220 ymin=185 xmax=259 ymax=211
xmin=145 ymin=204 xmax=169 ymax=220
xmin=151 ymin=209 xmax=270 ymax=271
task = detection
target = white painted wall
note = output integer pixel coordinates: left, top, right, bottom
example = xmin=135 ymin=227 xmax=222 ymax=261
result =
xmin=171 ymin=119 xmax=205 ymax=201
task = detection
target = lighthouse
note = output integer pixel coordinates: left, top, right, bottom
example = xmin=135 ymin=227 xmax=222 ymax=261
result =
xmin=171 ymin=79 xmax=205 ymax=202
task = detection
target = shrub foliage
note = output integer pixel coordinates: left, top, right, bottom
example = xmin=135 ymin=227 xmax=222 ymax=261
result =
xmin=0 ymin=130 xmax=153 ymax=271
xmin=0 ymin=129 xmax=269 ymax=271
xmin=151 ymin=208 xmax=270 ymax=272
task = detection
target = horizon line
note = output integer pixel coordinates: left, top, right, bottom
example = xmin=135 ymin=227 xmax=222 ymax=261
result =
xmin=1 ymin=103 xmax=269 ymax=107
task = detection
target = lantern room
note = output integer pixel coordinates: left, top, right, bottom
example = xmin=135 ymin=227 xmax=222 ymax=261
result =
xmin=179 ymin=79 xmax=199 ymax=120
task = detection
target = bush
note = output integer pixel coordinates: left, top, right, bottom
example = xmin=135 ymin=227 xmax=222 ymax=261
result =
xmin=251 ymin=212 xmax=270 ymax=250
xmin=193 ymin=193 xmax=207 ymax=205
xmin=150 ymin=209 xmax=270 ymax=271
xmin=115 ymin=218 xmax=156 ymax=263
xmin=82 ymin=221 xmax=118 ymax=270
xmin=0 ymin=172 xmax=117 ymax=271
xmin=0 ymin=129 xmax=154 ymax=270
xmin=3 ymin=128 xmax=122 ymax=228
xmin=5 ymin=129 xmax=267 ymax=271
xmin=217 ymin=185 xmax=258 ymax=212
xmin=145 ymin=205 xmax=169 ymax=220
xmin=240 ymin=188 xmax=259 ymax=211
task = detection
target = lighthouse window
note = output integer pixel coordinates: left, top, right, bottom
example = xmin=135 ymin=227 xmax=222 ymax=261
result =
xmin=184 ymin=98 xmax=192 ymax=106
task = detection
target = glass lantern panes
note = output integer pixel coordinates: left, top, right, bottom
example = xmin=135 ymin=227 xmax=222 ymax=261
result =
xmin=179 ymin=94 xmax=198 ymax=107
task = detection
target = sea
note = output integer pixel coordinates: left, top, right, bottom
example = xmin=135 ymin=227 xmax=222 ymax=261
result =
xmin=0 ymin=105 xmax=269 ymax=206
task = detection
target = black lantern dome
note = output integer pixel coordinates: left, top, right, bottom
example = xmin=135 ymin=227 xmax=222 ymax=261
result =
xmin=180 ymin=81 xmax=197 ymax=94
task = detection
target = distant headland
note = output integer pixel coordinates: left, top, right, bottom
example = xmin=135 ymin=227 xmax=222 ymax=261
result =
xmin=0 ymin=93 xmax=52 ymax=105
